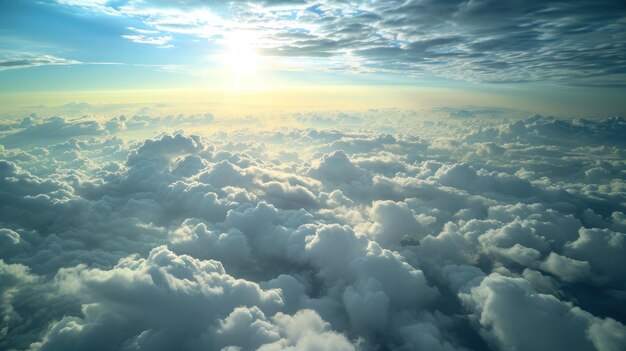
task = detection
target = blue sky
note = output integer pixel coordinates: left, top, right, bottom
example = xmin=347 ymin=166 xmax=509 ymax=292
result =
xmin=1 ymin=0 xmax=626 ymax=116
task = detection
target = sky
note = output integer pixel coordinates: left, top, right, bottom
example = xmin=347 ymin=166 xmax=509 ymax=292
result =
xmin=1 ymin=0 xmax=626 ymax=117
xmin=2 ymin=1 xmax=626 ymax=351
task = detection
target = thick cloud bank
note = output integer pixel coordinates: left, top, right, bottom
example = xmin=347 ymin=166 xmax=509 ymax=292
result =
xmin=1 ymin=112 xmax=626 ymax=350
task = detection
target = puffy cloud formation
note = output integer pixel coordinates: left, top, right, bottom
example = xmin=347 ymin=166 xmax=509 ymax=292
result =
xmin=1 ymin=111 xmax=625 ymax=350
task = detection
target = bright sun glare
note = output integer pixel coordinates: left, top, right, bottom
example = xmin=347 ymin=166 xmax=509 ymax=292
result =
xmin=220 ymin=32 xmax=259 ymax=84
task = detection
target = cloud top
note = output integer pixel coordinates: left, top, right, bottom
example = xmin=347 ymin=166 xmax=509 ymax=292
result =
xmin=1 ymin=111 xmax=625 ymax=350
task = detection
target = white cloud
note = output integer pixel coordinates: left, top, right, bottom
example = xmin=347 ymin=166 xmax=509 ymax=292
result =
xmin=121 ymin=34 xmax=173 ymax=47
xmin=1 ymin=112 xmax=625 ymax=350
xmin=460 ymin=274 xmax=626 ymax=351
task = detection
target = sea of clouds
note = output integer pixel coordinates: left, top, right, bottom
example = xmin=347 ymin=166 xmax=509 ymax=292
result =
xmin=1 ymin=110 xmax=625 ymax=350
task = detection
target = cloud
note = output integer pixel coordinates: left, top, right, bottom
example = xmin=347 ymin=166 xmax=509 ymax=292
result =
xmin=38 ymin=245 xmax=286 ymax=350
xmin=307 ymin=150 xmax=366 ymax=184
xmin=254 ymin=309 xmax=356 ymax=351
xmin=539 ymin=252 xmax=592 ymax=283
xmin=460 ymin=274 xmax=626 ymax=351
xmin=563 ymin=228 xmax=626 ymax=286
xmin=1 ymin=111 xmax=626 ymax=350
xmin=53 ymin=0 xmax=626 ymax=85
xmin=0 ymin=54 xmax=81 ymax=71
xmin=368 ymin=200 xmax=433 ymax=247
xmin=0 ymin=116 xmax=104 ymax=148
xmin=121 ymin=34 xmax=173 ymax=47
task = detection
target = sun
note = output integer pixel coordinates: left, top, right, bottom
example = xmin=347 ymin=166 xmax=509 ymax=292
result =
xmin=220 ymin=32 xmax=259 ymax=83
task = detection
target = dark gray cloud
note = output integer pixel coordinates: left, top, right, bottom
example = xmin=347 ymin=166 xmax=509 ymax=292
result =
xmin=1 ymin=111 xmax=626 ymax=350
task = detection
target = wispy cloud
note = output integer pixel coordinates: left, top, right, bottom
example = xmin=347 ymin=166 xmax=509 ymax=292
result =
xmin=121 ymin=34 xmax=173 ymax=47
xmin=54 ymin=0 xmax=626 ymax=86
xmin=0 ymin=54 xmax=81 ymax=71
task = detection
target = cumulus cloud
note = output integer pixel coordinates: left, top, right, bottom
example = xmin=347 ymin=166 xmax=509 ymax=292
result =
xmin=459 ymin=274 xmax=626 ymax=351
xmin=307 ymin=150 xmax=366 ymax=184
xmin=0 ymin=116 xmax=104 ymax=148
xmin=1 ymin=111 xmax=625 ymax=350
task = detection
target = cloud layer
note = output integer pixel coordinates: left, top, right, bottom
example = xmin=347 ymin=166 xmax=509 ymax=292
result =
xmin=54 ymin=0 xmax=626 ymax=85
xmin=1 ymin=111 xmax=626 ymax=350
